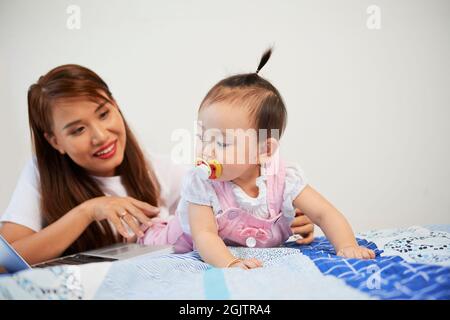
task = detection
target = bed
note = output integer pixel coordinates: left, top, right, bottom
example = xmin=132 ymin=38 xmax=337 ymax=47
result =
xmin=1 ymin=225 xmax=449 ymax=299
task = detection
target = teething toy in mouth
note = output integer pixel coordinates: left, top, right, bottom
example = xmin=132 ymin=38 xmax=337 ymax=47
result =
xmin=195 ymin=158 xmax=223 ymax=180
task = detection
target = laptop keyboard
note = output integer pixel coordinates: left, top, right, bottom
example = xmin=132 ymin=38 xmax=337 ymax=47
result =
xmin=33 ymin=254 xmax=116 ymax=268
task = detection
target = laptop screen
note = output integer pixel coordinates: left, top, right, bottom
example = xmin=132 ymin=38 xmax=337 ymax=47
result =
xmin=0 ymin=235 xmax=31 ymax=273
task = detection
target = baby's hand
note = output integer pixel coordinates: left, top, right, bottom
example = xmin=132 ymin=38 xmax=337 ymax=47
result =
xmin=228 ymin=258 xmax=263 ymax=269
xmin=337 ymin=246 xmax=375 ymax=260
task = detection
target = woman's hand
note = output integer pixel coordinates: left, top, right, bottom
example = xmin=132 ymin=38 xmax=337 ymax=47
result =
xmin=337 ymin=245 xmax=375 ymax=260
xmin=84 ymin=196 xmax=159 ymax=239
xmin=290 ymin=209 xmax=315 ymax=244
xmin=229 ymin=258 xmax=263 ymax=270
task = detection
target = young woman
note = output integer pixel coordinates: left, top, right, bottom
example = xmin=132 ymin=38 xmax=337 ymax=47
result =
xmin=0 ymin=64 xmax=315 ymax=265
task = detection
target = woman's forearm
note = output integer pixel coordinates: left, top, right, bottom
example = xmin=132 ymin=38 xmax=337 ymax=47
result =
xmin=10 ymin=203 xmax=93 ymax=265
xmin=193 ymin=231 xmax=236 ymax=268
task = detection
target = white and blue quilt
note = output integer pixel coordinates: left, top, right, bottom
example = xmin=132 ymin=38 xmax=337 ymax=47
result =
xmin=1 ymin=225 xmax=449 ymax=300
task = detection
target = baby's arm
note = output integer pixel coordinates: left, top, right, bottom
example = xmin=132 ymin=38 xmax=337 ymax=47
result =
xmin=293 ymin=185 xmax=375 ymax=259
xmin=188 ymin=203 xmax=262 ymax=269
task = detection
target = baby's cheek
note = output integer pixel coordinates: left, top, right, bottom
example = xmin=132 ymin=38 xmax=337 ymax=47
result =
xmin=217 ymin=165 xmax=232 ymax=180
xmin=216 ymin=147 xmax=235 ymax=165
xmin=217 ymin=164 xmax=240 ymax=181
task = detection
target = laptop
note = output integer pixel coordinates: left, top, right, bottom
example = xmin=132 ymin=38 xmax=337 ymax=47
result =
xmin=0 ymin=234 xmax=173 ymax=274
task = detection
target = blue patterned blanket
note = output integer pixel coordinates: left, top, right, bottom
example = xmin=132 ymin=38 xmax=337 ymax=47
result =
xmin=286 ymin=238 xmax=450 ymax=299
xmin=1 ymin=225 xmax=449 ymax=299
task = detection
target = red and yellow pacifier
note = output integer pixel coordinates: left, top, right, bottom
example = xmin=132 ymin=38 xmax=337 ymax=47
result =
xmin=195 ymin=158 xmax=223 ymax=180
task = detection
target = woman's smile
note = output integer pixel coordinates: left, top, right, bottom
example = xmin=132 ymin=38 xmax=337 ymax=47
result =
xmin=93 ymin=140 xmax=118 ymax=160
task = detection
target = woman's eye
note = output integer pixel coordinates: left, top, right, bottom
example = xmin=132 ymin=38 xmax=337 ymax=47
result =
xmin=71 ymin=127 xmax=85 ymax=136
xmin=99 ymin=110 xmax=109 ymax=119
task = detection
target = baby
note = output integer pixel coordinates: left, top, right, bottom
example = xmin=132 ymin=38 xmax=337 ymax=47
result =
xmin=139 ymin=49 xmax=375 ymax=269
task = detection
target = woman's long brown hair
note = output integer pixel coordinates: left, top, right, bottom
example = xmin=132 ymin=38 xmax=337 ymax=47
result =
xmin=27 ymin=64 xmax=160 ymax=255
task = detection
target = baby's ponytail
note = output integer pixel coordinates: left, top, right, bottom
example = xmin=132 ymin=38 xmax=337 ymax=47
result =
xmin=199 ymin=47 xmax=287 ymax=139
xmin=256 ymin=48 xmax=273 ymax=74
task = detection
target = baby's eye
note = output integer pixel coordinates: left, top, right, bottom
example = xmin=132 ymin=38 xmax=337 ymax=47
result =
xmin=196 ymin=134 xmax=206 ymax=143
xmin=216 ymin=141 xmax=231 ymax=148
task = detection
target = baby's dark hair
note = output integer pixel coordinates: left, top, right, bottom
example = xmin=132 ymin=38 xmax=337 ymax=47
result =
xmin=199 ymin=48 xmax=287 ymax=140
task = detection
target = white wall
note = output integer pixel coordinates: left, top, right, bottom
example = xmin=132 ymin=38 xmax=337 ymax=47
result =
xmin=1 ymin=0 xmax=449 ymax=233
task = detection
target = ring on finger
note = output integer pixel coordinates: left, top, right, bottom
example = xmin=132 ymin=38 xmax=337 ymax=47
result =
xmin=119 ymin=211 xmax=128 ymax=218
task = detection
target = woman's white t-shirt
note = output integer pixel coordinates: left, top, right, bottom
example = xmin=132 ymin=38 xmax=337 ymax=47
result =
xmin=0 ymin=153 xmax=189 ymax=232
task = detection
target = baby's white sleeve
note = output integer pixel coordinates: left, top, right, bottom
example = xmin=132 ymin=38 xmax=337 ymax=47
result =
xmin=282 ymin=163 xmax=308 ymax=217
xmin=177 ymin=168 xmax=222 ymax=234
xmin=180 ymin=168 xmax=215 ymax=207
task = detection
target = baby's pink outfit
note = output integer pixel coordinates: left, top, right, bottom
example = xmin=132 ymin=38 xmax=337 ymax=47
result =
xmin=139 ymin=159 xmax=306 ymax=253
